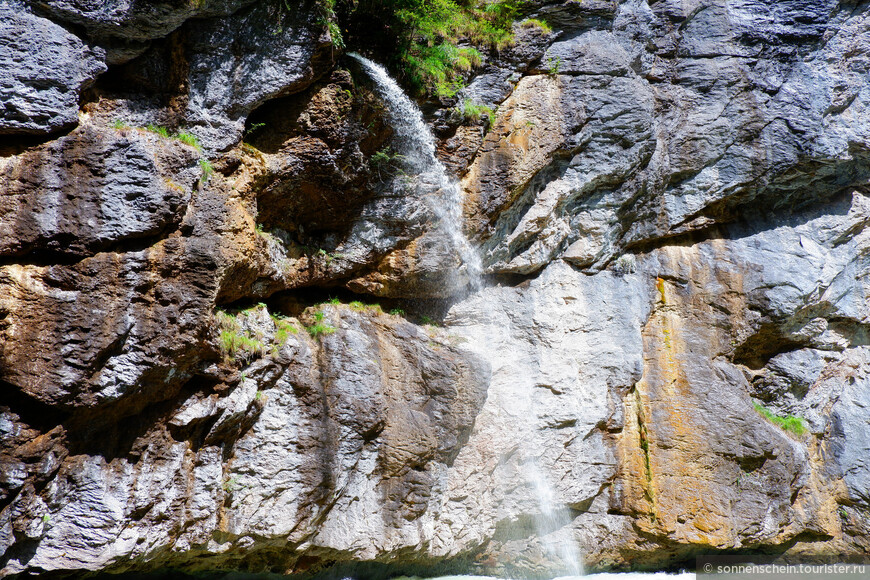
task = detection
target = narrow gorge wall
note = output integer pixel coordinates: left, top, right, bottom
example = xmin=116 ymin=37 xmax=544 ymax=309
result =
xmin=1 ymin=0 xmax=869 ymax=577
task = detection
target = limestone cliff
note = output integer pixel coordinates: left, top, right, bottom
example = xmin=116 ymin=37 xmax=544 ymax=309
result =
xmin=1 ymin=0 xmax=869 ymax=577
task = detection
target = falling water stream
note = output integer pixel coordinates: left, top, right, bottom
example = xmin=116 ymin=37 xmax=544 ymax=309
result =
xmin=349 ymin=53 xmax=583 ymax=577
xmin=349 ymin=53 xmax=483 ymax=292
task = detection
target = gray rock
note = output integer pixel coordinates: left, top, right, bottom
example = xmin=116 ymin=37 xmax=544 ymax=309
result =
xmin=0 ymin=7 xmax=105 ymax=135
xmin=24 ymin=0 xmax=257 ymax=43
xmin=0 ymin=124 xmax=200 ymax=258
xmin=0 ymin=306 xmax=489 ymax=574
xmin=3 ymin=0 xmax=870 ymax=575
xmin=825 ymin=348 xmax=870 ymax=507
xmin=105 ymin=1 xmax=335 ymax=153
xmin=467 ymin=0 xmax=870 ymax=273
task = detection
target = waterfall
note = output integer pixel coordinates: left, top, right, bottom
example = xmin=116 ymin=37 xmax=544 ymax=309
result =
xmin=349 ymin=53 xmax=582 ymax=577
xmin=348 ymin=53 xmax=482 ymax=291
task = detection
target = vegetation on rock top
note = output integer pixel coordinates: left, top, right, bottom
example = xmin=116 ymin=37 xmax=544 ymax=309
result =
xmin=753 ymin=402 xmax=808 ymax=436
xmin=335 ymin=0 xmax=528 ymax=97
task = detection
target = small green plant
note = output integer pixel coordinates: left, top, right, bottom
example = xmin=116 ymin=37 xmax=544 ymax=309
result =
xmin=307 ymin=323 xmax=336 ymax=338
xmin=753 ymin=402 xmax=808 ymax=436
xmin=519 ymin=18 xmax=551 ymax=34
xmin=111 ymin=119 xmax=129 ymax=130
xmin=216 ymin=309 xmax=266 ymax=362
xmin=456 ymin=98 xmax=497 ymax=126
xmin=199 ymin=158 xmax=214 ymax=183
xmin=220 ymin=330 xmax=265 ymax=361
xmin=255 ymin=390 xmax=264 ymax=401
xmin=245 ymin=122 xmax=266 ymax=138
xmin=273 ymin=318 xmax=298 ymax=345
xmin=389 ymin=308 xmax=406 ymax=316
xmin=176 ymin=131 xmax=203 ymax=152
xmin=314 ymin=311 xmax=325 ymax=322
xmin=370 ymin=147 xmax=406 ymax=179
xmin=217 ymin=306 xmax=303 ymax=363
xmin=145 ymin=124 xmax=170 ymax=138
xmin=42 ymin=514 xmax=50 ymax=523
xmin=349 ymin=301 xmax=366 ymax=311
xmin=315 ymin=0 xmax=345 ymax=48
xmin=222 ymin=475 xmax=243 ymax=493
xmin=327 ymin=297 xmax=341 ymax=305
xmin=420 ymin=315 xmax=435 ymax=326
xmin=545 ymin=55 xmax=562 ymax=76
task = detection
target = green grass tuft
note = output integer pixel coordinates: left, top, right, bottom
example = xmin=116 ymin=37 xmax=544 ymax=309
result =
xmin=519 ymin=18 xmax=551 ymax=34
xmin=306 ymin=323 xmax=335 ymax=338
xmin=145 ymin=124 xmax=170 ymax=138
xmin=456 ymin=98 xmax=497 ymax=126
xmin=199 ymin=158 xmax=214 ymax=183
xmin=176 ymin=131 xmax=203 ymax=152
xmin=753 ymin=402 xmax=808 ymax=436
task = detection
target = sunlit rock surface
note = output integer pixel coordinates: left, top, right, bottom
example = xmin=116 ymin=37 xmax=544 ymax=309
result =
xmin=0 ymin=6 xmax=105 ymax=135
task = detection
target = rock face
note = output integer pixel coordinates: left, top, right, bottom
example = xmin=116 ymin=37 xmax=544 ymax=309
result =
xmin=1 ymin=305 xmax=488 ymax=574
xmin=0 ymin=7 xmax=105 ymax=135
xmin=2 ymin=0 xmax=870 ymax=577
xmin=0 ymin=125 xmax=200 ymax=258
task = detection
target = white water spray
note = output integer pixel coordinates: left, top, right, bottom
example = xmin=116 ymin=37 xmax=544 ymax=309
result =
xmin=349 ymin=53 xmax=482 ymax=290
xmin=350 ymin=53 xmax=581 ymax=576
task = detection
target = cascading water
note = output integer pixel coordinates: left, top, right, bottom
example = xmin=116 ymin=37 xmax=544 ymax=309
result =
xmin=350 ymin=53 xmax=582 ymax=577
xmin=349 ymin=53 xmax=482 ymax=292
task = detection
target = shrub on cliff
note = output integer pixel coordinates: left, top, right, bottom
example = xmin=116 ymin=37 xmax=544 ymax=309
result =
xmin=342 ymin=0 xmax=526 ymax=96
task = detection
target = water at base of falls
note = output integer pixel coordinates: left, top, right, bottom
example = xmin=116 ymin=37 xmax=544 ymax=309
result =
xmin=349 ymin=53 xmax=582 ymax=576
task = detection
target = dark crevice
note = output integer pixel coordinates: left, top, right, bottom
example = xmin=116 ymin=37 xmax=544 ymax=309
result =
xmin=0 ymin=380 xmax=69 ymax=433
xmin=490 ymin=268 xmax=545 ymax=288
xmin=63 ymin=371 xmax=221 ymax=461
xmin=0 ymin=125 xmax=76 ymax=157
xmin=731 ymin=324 xmax=807 ymax=370
xmin=230 ymin=286 xmax=460 ymax=328
xmin=0 ymin=224 xmax=185 ymax=269
xmin=623 ymin=187 xmax=860 ymax=257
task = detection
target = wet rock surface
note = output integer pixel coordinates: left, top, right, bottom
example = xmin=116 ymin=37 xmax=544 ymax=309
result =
xmin=1 ymin=0 xmax=870 ymax=577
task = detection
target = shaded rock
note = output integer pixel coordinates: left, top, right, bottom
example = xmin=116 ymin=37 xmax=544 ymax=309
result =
xmin=24 ymin=0 xmax=257 ymax=44
xmin=0 ymin=7 xmax=105 ymax=135
xmin=99 ymin=0 xmax=336 ymax=153
xmin=0 ymin=241 xmax=219 ymax=412
xmin=827 ymin=349 xmax=870 ymax=507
